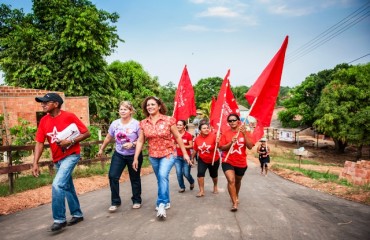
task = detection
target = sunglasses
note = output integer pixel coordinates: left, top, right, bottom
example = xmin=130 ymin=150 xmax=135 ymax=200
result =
xmin=227 ymin=119 xmax=238 ymax=123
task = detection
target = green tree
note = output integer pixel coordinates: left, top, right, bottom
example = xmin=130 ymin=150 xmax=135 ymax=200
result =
xmin=278 ymin=63 xmax=351 ymax=128
xmin=194 ymin=77 xmax=222 ymax=107
xmin=98 ymin=60 xmax=160 ymax=123
xmin=232 ymin=85 xmax=249 ymax=107
xmin=0 ymin=1 xmax=122 ymax=118
xmin=159 ymin=81 xmax=176 ymax=116
xmin=314 ymin=63 xmax=370 ymax=155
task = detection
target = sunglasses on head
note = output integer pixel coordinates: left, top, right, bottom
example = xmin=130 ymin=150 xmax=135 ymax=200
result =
xmin=227 ymin=119 xmax=238 ymax=123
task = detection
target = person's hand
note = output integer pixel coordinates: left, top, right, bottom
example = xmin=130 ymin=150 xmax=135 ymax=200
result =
xmin=32 ymin=163 xmax=40 ymax=177
xmin=184 ymin=154 xmax=192 ymax=166
xmin=97 ymin=149 xmax=104 ymax=157
xmin=239 ymin=124 xmax=246 ymax=134
xmin=132 ymin=159 xmax=139 ymax=171
xmin=122 ymin=142 xmax=133 ymax=149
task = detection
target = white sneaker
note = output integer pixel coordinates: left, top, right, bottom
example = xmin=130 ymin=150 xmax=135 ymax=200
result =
xmin=108 ymin=205 xmax=118 ymax=212
xmin=156 ymin=203 xmax=166 ymax=218
xmin=155 ymin=203 xmax=170 ymax=211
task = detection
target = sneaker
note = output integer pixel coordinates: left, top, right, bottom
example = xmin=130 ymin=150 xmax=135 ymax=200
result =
xmin=155 ymin=203 xmax=170 ymax=211
xmin=132 ymin=203 xmax=141 ymax=209
xmin=50 ymin=222 xmax=67 ymax=232
xmin=156 ymin=203 xmax=166 ymax=218
xmin=67 ymin=216 xmax=84 ymax=226
xmin=108 ymin=205 xmax=119 ymax=212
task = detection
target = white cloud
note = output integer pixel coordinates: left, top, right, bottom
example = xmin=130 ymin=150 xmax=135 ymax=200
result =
xmin=197 ymin=6 xmax=240 ymax=18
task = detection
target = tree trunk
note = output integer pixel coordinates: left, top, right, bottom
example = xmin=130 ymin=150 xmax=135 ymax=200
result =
xmin=334 ymin=139 xmax=347 ymax=153
xmin=356 ymin=144 xmax=363 ymax=160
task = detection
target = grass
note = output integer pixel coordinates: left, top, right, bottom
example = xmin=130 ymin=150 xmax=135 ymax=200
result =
xmin=0 ymin=157 xmax=151 ymax=197
xmin=271 ymin=164 xmax=352 ymax=187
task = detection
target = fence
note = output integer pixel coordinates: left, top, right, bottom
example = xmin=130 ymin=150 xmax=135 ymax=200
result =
xmin=0 ymin=141 xmax=111 ymax=194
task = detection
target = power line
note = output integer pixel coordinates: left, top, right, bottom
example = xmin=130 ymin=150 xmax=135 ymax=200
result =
xmin=286 ymin=2 xmax=370 ymax=64
xmin=347 ymin=53 xmax=370 ymax=64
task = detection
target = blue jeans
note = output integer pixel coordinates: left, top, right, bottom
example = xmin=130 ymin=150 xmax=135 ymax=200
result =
xmin=109 ymin=151 xmax=143 ymax=206
xmin=149 ymin=155 xmax=175 ymax=207
xmin=174 ymin=156 xmax=194 ymax=189
xmin=52 ymin=154 xmax=82 ymax=223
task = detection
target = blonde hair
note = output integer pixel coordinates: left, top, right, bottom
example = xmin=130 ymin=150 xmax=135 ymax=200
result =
xmin=119 ymin=101 xmax=136 ymax=113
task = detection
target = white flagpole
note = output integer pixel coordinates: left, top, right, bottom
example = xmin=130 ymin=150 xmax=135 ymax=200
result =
xmin=211 ymin=104 xmax=224 ymax=166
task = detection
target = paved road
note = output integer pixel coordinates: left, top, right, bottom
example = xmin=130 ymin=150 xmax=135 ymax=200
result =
xmin=1 ymin=160 xmax=369 ymax=240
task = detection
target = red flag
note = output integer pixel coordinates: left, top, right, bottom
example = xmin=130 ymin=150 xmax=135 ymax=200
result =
xmin=245 ymin=36 xmax=289 ymax=143
xmin=210 ymin=96 xmax=216 ymax=117
xmin=210 ymin=70 xmax=239 ymax=133
xmin=173 ymin=65 xmax=197 ymax=121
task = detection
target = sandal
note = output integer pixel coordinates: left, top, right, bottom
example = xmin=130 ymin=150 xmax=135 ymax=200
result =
xmin=196 ymin=193 xmax=204 ymax=198
xmin=132 ymin=203 xmax=141 ymax=209
xmin=178 ymin=189 xmax=185 ymax=193
xmin=231 ymin=206 xmax=238 ymax=212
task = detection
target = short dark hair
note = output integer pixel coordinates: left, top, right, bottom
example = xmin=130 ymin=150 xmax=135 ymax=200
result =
xmin=198 ymin=121 xmax=209 ymax=130
xmin=141 ymin=96 xmax=167 ymax=117
xmin=227 ymin=113 xmax=240 ymax=121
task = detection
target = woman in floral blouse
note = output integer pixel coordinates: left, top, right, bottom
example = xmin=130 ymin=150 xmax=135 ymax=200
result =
xmin=133 ymin=96 xmax=191 ymax=219
xmin=97 ymin=101 xmax=143 ymax=212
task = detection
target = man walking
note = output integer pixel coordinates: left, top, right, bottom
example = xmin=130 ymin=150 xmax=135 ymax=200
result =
xmin=32 ymin=93 xmax=91 ymax=232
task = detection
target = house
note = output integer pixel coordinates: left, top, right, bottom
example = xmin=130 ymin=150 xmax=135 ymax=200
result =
xmin=0 ymin=86 xmax=89 ymax=144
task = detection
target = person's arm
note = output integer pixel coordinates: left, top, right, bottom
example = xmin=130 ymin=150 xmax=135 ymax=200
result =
xmin=97 ymin=134 xmax=114 ymax=157
xmin=218 ymin=133 xmax=236 ymax=151
xmin=133 ymin=130 xmax=145 ymax=171
xmin=57 ymin=130 xmax=91 ymax=149
xmin=171 ymin=125 xmax=191 ymax=165
xmin=32 ymin=142 xmax=44 ymax=177
xmin=238 ymin=124 xmax=254 ymax=150
xmin=257 ymin=145 xmax=261 ymax=153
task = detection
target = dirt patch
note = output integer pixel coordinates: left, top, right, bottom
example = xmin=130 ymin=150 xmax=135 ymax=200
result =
xmin=0 ymin=167 xmax=153 ymax=215
xmin=252 ymin=139 xmax=370 ymax=206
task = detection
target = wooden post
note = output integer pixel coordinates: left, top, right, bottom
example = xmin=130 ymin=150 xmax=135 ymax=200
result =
xmin=299 ymin=155 xmax=302 ymax=169
xmin=7 ymin=150 xmax=14 ymax=193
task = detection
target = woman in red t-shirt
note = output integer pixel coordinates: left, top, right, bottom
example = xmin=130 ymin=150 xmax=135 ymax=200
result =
xmin=174 ymin=120 xmax=195 ymax=193
xmin=219 ymin=113 xmax=254 ymax=212
xmin=192 ymin=122 xmax=220 ymax=197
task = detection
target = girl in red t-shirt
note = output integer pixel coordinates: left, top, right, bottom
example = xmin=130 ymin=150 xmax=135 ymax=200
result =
xmin=219 ymin=113 xmax=254 ymax=212
xmin=192 ymin=122 xmax=220 ymax=197
xmin=174 ymin=120 xmax=195 ymax=193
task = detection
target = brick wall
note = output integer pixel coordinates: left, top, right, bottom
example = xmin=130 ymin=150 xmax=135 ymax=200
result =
xmin=0 ymin=86 xmax=89 ymax=137
xmin=340 ymin=160 xmax=370 ymax=185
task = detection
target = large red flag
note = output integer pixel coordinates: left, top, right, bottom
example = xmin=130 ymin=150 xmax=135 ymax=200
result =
xmin=210 ymin=70 xmax=239 ymax=133
xmin=173 ymin=65 xmax=197 ymax=121
xmin=245 ymin=36 xmax=289 ymax=143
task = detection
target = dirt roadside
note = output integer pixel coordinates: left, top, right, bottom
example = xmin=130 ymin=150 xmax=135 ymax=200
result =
xmin=0 ymin=139 xmax=369 ymax=215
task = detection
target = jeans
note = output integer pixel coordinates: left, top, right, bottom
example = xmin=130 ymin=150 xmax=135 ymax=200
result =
xmin=174 ymin=156 xmax=194 ymax=189
xmin=52 ymin=154 xmax=82 ymax=223
xmin=109 ymin=151 xmax=143 ymax=206
xmin=149 ymin=155 xmax=175 ymax=207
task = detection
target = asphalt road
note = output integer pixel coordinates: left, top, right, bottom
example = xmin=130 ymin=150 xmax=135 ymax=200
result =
xmin=0 ymin=160 xmax=369 ymax=240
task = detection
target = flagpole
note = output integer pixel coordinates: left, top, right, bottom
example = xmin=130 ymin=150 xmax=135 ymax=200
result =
xmin=211 ymin=104 xmax=224 ymax=166
xmin=224 ymin=97 xmax=258 ymax=162
xmin=172 ymin=102 xmax=177 ymax=117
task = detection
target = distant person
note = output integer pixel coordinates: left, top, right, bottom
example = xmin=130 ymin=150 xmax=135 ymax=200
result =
xmin=32 ymin=93 xmax=91 ymax=232
xmin=219 ymin=113 xmax=254 ymax=212
xmin=132 ymin=96 xmax=191 ymax=219
xmin=173 ymin=120 xmax=195 ymax=193
xmin=257 ymin=138 xmax=270 ymax=176
xmin=192 ymin=122 xmax=220 ymax=198
xmin=97 ymin=101 xmax=143 ymax=212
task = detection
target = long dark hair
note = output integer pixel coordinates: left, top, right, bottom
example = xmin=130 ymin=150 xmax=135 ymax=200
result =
xmin=141 ymin=96 xmax=168 ymax=117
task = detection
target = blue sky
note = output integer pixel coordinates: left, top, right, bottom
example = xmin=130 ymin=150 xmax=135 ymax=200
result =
xmin=0 ymin=0 xmax=369 ymax=87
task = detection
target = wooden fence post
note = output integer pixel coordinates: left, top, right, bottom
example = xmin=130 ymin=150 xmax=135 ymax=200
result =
xmin=7 ymin=150 xmax=14 ymax=193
